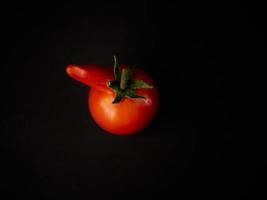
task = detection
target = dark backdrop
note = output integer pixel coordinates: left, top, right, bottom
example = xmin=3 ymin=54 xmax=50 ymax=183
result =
xmin=1 ymin=1 xmax=266 ymax=199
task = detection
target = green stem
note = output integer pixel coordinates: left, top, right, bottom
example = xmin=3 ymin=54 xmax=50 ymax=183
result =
xmin=113 ymin=55 xmax=117 ymax=65
xmin=113 ymin=55 xmax=119 ymax=80
xmin=120 ymin=68 xmax=128 ymax=90
xmin=107 ymin=56 xmax=153 ymax=103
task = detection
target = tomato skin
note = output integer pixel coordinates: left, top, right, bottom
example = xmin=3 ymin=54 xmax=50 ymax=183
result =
xmin=66 ymin=64 xmax=159 ymax=135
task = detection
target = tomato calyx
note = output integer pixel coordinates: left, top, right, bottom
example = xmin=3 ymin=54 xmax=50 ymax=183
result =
xmin=107 ymin=56 xmax=153 ymax=104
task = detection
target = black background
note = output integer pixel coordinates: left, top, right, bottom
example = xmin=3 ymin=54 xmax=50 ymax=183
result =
xmin=1 ymin=1 xmax=266 ymax=199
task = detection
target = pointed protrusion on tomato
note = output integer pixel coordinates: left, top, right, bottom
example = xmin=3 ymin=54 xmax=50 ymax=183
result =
xmin=66 ymin=64 xmax=90 ymax=86
xmin=66 ymin=64 xmax=114 ymax=94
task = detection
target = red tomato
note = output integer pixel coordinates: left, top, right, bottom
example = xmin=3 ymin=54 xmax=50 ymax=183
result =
xmin=66 ymin=59 xmax=159 ymax=135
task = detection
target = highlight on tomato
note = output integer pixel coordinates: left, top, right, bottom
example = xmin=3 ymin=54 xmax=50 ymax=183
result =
xmin=66 ymin=56 xmax=159 ymax=135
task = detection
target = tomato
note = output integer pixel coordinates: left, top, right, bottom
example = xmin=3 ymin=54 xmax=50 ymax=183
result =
xmin=66 ymin=56 xmax=159 ymax=135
